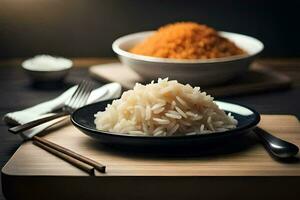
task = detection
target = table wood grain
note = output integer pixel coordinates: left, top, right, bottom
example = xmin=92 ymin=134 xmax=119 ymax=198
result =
xmin=0 ymin=58 xmax=299 ymax=199
xmin=1 ymin=115 xmax=300 ymax=199
xmin=3 ymin=115 xmax=300 ymax=176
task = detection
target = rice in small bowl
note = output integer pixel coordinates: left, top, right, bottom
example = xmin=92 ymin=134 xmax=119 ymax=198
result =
xmin=94 ymin=78 xmax=237 ymax=136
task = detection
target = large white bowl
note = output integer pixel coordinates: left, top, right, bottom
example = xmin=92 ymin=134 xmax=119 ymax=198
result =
xmin=112 ymin=31 xmax=264 ymax=86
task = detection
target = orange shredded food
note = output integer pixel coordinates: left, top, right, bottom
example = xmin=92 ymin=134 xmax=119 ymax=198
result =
xmin=130 ymin=22 xmax=245 ymax=59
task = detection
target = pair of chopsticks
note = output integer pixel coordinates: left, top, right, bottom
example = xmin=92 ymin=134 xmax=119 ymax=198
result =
xmin=32 ymin=136 xmax=106 ymax=175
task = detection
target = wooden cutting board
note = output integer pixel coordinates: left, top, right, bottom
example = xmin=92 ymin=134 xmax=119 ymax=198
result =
xmin=89 ymin=63 xmax=291 ymax=97
xmin=2 ymin=115 xmax=300 ymax=200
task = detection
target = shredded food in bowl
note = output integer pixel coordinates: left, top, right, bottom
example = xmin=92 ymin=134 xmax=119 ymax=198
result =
xmin=130 ymin=22 xmax=246 ymax=59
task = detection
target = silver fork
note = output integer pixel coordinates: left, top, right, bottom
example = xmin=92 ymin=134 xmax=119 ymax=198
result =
xmin=9 ymin=80 xmax=93 ymax=134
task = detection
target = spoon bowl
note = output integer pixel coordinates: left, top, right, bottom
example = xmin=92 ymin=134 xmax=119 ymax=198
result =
xmin=254 ymin=127 xmax=299 ymax=159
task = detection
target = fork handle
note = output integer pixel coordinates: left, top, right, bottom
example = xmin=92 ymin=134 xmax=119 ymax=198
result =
xmin=9 ymin=111 xmax=69 ymax=134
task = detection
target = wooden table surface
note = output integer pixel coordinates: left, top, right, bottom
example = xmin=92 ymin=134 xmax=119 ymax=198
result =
xmin=2 ymin=115 xmax=300 ymax=199
xmin=0 ymin=58 xmax=300 ymax=199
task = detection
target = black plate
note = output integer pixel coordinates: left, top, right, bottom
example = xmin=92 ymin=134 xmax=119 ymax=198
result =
xmin=71 ymin=100 xmax=260 ymax=147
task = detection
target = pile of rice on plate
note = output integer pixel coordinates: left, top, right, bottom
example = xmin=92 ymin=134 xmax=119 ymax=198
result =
xmin=94 ymin=78 xmax=237 ymax=136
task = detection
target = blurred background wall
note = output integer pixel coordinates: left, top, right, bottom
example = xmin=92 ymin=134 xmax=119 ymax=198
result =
xmin=0 ymin=0 xmax=299 ymax=58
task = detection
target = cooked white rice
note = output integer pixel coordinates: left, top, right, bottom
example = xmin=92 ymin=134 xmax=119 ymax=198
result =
xmin=94 ymin=78 xmax=237 ymax=136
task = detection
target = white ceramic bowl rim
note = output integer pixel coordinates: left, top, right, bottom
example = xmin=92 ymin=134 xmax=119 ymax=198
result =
xmin=112 ymin=31 xmax=264 ymax=64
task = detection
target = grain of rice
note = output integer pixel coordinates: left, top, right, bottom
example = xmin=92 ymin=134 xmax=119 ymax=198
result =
xmin=216 ymin=128 xmax=228 ymax=132
xmin=176 ymin=96 xmax=190 ymax=109
xmin=213 ymin=121 xmax=224 ymax=126
xmin=154 ymin=130 xmax=165 ymax=136
xmin=168 ymin=124 xmax=180 ymax=135
xmin=175 ymin=106 xmax=187 ymax=118
xmin=225 ymin=125 xmax=236 ymax=129
xmin=165 ymin=110 xmax=182 ymax=119
xmin=207 ymin=116 xmax=212 ymax=123
xmin=142 ymin=122 xmax=148 ymax=133
xmin=193 ymin=115 xmax=203 ymax=121
xmin=186 ymin=111 xmax=197 ymax=118
xmin=186 ymin=132 xmax=197 ymax=136
xmin=145 ymin=105 xmax=151 ymax=120
xmin=171 ymin=101 xmax=176 ymax=109
xmin=180 ymin=120 xmax=191 ymax=126
xmin=151 ymin=102 xmax=166 ymax=110
xmin=201 ymin=130 xmax=213 ymax=134
xmin=166 ymin=121 xmax=177 ymax=130
xmin=200 ymin=124 xmax=205 ymax=132
xmin=165 ymin=113 xmax=181 ymax=119
xmin=153 ymin=118 xmax=170 ymax=124
xmin=161 ymin=86 xmax=174 ymax=94
xmin=153 ymin=107 xmax=165 ymax=114
xmin=207 ymin=122 xmax=214 ymax=131
xmin=153 ymin=126 xmax=165 ymax=133
xmin=101 ymin=123 xmax=111 ymax=130
xmin=129 ymin=131 xmax=146 ymax=135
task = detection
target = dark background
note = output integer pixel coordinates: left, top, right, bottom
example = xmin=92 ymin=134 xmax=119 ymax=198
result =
xmin=0 ymin=0 xmax=300 ymax=59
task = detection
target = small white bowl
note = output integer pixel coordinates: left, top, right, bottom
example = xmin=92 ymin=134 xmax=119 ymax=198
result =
xmin=22 ymin=55 xmax=73 ymax=82
xmin=112 ymin=31 xmax=264 ymax=86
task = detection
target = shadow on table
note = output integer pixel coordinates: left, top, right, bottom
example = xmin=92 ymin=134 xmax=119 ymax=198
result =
xmin=83 ymin=133 xmax=260 ymax=159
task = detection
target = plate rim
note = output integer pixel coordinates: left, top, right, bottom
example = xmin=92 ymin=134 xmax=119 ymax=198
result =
xmin=71 ymin=100 xmax=260 ymax=140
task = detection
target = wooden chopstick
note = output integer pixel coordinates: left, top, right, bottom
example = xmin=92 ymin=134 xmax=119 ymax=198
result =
xmin=32 ymin=136 xmax=106 ymax=174
xmin=33 ymin=140 xmax=95 ymax=175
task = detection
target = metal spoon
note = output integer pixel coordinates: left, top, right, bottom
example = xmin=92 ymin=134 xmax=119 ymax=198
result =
xmin=254 ymin=127 xmax=299 ymax=159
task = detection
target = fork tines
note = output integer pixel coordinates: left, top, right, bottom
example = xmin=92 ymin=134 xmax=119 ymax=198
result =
xmin=66 ymin=80 xmax=94 ymax=110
